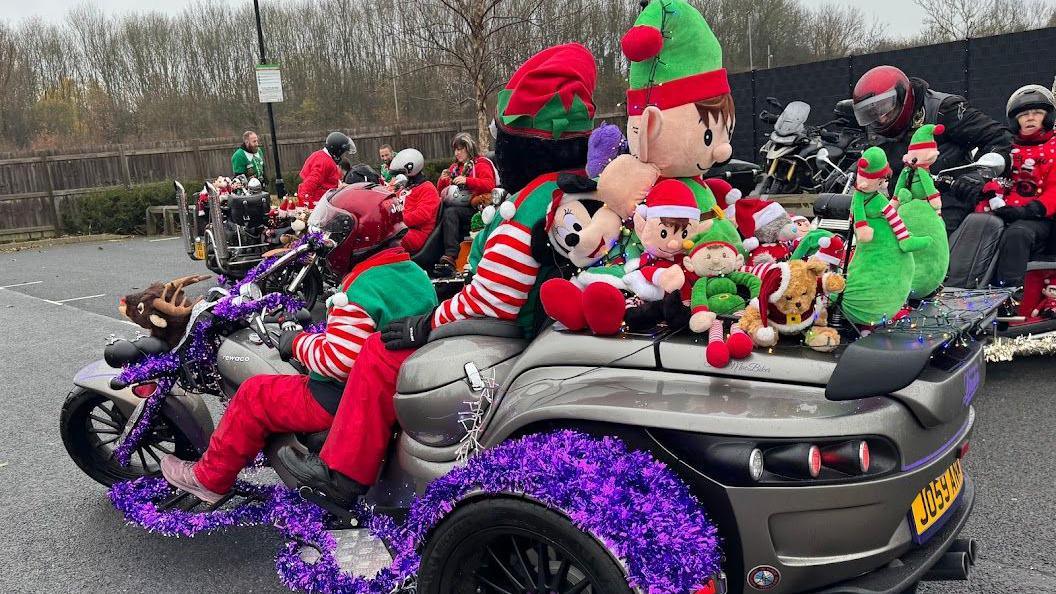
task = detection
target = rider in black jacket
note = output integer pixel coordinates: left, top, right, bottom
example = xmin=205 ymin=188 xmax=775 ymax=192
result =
xmin=852 ymin=66 xmax=1013 ymax=234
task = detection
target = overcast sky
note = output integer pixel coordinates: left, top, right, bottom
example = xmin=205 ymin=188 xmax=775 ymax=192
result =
xmin=5 ymin=0 xmax=930 ymax=36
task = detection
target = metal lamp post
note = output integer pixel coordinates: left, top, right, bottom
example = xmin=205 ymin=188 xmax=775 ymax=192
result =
xmin=253 ymin=0 xmax=286 ymax=199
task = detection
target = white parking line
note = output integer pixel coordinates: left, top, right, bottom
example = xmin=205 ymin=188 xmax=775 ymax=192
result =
xmin=0 ymin=281 xmax=43 ymax=289
xmin=149 ymin=237 xmax=180 ymax=242
xmin=54 ymin=294 xmax=106 ymax=304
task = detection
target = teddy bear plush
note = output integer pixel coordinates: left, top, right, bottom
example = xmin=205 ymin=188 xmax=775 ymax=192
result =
xmin=685 ymin=241 xmax=760 ymax=367
xmin=734 ymin=197 xmax=798 ymax=266
xmin=737 ymin=260 xmax=846 ymax=352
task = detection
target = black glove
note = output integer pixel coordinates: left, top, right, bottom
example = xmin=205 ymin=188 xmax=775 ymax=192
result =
xmin=277 ymin=329 xmax=300 ymax=361
xmin=951 ymin=174 xmax=986 ymax=202
xmin=995 ymin=201 xmax=1047 ymax=223
xmin=381 ymin=313 xmax=433 ymax=351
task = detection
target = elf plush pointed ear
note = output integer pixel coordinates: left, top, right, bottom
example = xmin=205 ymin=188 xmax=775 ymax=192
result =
xmin=637 ymin=106 xmax=664 ymax=165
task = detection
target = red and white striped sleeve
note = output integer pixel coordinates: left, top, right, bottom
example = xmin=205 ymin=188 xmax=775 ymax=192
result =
xmin=292 ymin=303 xmax=376 ymax=382
xmin=432 ymin=220 xmax=540 ymax=327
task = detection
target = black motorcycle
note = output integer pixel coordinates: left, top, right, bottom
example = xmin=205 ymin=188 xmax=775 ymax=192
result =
xmin=754 ymin=97 xmax=867 ymax=195
xmin=176 ymin=180 xmax=327 ymax=309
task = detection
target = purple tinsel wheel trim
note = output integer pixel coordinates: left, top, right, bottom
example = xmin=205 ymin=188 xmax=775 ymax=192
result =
xmin=112 ymin=377 xmax=175 ymax=466
xmin=109 ymin=477 xmax=276 ymax=537
xmin=401 ymin=430 xmax=721 ymax=593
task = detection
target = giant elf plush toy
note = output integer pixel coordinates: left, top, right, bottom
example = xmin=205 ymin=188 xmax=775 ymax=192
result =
xmin=841 ymin=147 xmax=930 ymax=326
xmin=591 ymin=0 xmax=741 ymax=252
xmin=894 ymin=124 xmax=950 ymax=298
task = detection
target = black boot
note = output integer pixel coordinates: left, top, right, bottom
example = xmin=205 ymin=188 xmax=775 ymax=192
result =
xmin=662 ymin=292 xmax=691 ymax=329
xmin=624 ymin=300 xmax=664 ymax=332
xmin=276 ymin=446 xmax=368 ymax=510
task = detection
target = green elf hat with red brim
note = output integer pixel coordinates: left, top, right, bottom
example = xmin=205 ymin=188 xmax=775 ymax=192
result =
xmin=857 ymin=146 xmax=892 ymax=180
xmin=496 ymin=43 xmax=598 ymax=140
xmin=908 ymin=124 xmax=945 ymax=151
xmin=621 ymin=0 xmax=729 ymax=116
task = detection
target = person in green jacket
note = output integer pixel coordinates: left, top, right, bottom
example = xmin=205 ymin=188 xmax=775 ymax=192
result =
xmin=231 ymin=131 xmax=265 ymax=181
xmin=894 ymin=124 xmax=950 ymax=298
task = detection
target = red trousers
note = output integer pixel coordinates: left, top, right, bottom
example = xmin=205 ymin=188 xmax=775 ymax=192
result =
xmin=320 ymin=332 xmax=415 ymax=485
xmin=194 ymin=374 xmax=333 ymax=494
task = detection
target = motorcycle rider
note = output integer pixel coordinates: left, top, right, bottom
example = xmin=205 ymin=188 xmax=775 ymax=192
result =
xmin=231 ymin=130 xmax=265 ymax=182
xmin=296 ymin=132 xmax=354 ymax=209
xmin=389 ymin=148 xmax=441 ymax=254
xmin=971 ymin=85 xmax=1056 ymax=287
xmin=159 ymin=185 xmax=437 ymax=504
xmin=434 ymin=132 xmax=498 ymax=277
xmin=275 ymin=43 xmax=598 ymax=507
xmin=852 ymin=66 xmax=1013 ymax=233
xmin=378 ymin=144 xmax=395 ymax=183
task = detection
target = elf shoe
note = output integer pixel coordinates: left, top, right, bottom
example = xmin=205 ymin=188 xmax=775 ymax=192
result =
xmin=706 ymin=320 xmax=731 ymax=368
xmin=898 ymin=235 xmax=932 ymax=253
xmin=582 ymin=283 xmax=626 ymax=336
xmin=727 ymin=328 xmax=754 ymax=359
xmin=541 ymin=278 xmax=587 ymax=331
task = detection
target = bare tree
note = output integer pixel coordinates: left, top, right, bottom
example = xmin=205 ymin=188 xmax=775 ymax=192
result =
xmin=395 ymin=0 xmax=557 ymax=150
xmin=913 ymin=0 xmax=1054 ymax=41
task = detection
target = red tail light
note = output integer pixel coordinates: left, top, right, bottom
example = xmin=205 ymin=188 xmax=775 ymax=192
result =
xmin=132 ymin=382 xmax=158 ymax=399
xmin=808 ymin=445 xmax=822 ymax=478
xmin=821 ymin=440 xmax=870 ymax=474
xmin=958 ymin=440 xmax=971 ymax=459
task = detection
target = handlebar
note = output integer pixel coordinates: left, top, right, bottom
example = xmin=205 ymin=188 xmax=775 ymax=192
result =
xmin=759 ymin=111 xmax=779 ymax=125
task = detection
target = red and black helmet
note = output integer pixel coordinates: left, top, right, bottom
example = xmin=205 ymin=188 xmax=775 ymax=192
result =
xmin=308 ymin=183 xmax=406 ymax=276
xmin=853 ymin=66 xmax=916 ymax=138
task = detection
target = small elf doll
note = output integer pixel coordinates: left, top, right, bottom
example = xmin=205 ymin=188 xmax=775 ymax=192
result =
xmin=894 ymin=124 xmax=950 ymax=299
xmin=1031 ymin=278 xmax=1056 ymax=319
xmin=685 ymin=241 xmax=760 ymax=368
xmin=842 ymin=147 xmax=930 ymax=326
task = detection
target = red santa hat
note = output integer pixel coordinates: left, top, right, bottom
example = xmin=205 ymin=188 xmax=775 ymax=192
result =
xmin=746 ymin=262 xmax=792 ymax=343
xmin=703 ymin=177 xmax=742 ymax=222
xmin=636 ymin=179 xmax=701 ymax=220
xmin=735 ymin=198 xmax=786 ymax=250
xmin=814 ymin=235 xmax=846 ymax=266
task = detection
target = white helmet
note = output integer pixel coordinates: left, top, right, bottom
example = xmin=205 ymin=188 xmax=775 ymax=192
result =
xmin=388 ymin=148 xmax=425 ymax=177
xmin=1006 ymin=84 xmax=1056 ymax=131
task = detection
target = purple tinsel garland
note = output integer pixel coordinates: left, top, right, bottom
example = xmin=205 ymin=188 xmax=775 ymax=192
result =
xmin=110 ymin=431 xmax=720 ymax=594
xmin=113 ymin=377 xmax=175 ymax=466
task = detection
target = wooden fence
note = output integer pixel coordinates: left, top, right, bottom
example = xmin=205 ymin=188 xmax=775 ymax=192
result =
xmin=0 ymin=112 xmax=626 ymax=242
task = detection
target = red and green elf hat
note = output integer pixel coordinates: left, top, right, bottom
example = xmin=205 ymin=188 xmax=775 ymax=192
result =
xmin=908 ymin=124 xmax=945 ymax=151
xmin=621 ymin=0 xmax=729 ymax=117
xmin=496 ymin=43 xmax=598 ymax=140
xmin=857 ymin=146 xmax=892 ymax=179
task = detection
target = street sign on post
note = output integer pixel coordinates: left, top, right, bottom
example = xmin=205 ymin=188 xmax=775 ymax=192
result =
xmin=255 ymin=65 xmax=284 ymax=103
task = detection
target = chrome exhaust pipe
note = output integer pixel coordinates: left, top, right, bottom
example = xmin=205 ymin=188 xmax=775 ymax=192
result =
xmin=921 ymin=551 xmax=970 ymax=581
xmin=948 ymin=538 xmax=978 ymax=566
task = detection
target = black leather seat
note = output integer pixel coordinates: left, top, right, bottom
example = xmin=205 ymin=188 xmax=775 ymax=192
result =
xmin=813 ymin=193 xmax=852 ymax=221
xmin=411 ymin=203 xmax=448 ymax=271
xmin=104 ymin=336 xmax=171 ymax=369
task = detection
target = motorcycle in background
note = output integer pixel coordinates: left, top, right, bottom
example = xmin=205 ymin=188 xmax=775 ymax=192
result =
xmin=754 ymin=97 xmax=868 ymax=195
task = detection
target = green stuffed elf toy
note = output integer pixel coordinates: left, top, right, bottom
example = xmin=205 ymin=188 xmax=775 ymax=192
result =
xmin=594 ymin=0 xmax=741 ymax=251
xmin=894 ymin=124 xmax=950 ymax=298
xmin=842 ymin=147 xmax=931 ymax=326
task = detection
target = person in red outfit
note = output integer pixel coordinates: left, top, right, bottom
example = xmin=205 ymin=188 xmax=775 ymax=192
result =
xmin=388 ymin=148 xmax=440 ymax=254
xmin=434 ymin=133 xmax=498 ymax=276
xmin=295 ymin=132 xmax=354 ymax=209
xmin=974 ymin=86 xmax=1056 ymax=287
xmin=159 ymin=185 xmax=436 ymax=507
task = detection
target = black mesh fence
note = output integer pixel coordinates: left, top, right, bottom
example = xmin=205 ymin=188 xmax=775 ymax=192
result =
xmin=727 ymin=27 xmax=1056 ymax=162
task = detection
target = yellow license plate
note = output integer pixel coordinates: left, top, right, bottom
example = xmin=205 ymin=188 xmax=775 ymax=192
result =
xmin=909 ymin=459 xmax=964 ymax=538
xmin=193 ymin=240 xmax=206 ymax=260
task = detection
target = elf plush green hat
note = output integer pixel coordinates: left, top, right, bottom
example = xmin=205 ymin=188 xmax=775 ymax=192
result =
xmin=857 ymin=146 xmax=892 ymax=179
xmin=621 ymin=0 xmax=729 ymax=116
xmin=496 ymin=43 xmax=598 ymax=139
xmin=909 ymin=124 xmax=945 ymax=151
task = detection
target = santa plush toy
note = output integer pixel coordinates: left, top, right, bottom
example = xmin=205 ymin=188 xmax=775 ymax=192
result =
xmin=735 ymin=197 xmax=797 ymax=266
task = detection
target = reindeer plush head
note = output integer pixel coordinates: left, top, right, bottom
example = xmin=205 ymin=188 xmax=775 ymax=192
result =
xmin=119 ymin=275 xmax=211 ymax=347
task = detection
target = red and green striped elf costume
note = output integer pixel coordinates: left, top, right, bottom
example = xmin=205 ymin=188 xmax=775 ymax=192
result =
xmin=439 ymin=43 xmax=598 ymax=336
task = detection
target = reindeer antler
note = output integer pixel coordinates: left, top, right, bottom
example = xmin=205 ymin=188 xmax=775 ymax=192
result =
xmin=152 ymin=274 xmax=210 ymax=317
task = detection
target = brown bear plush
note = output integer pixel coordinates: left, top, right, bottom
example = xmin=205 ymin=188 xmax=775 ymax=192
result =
xmin=737 ymin=260 xmax=845 ymax=352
